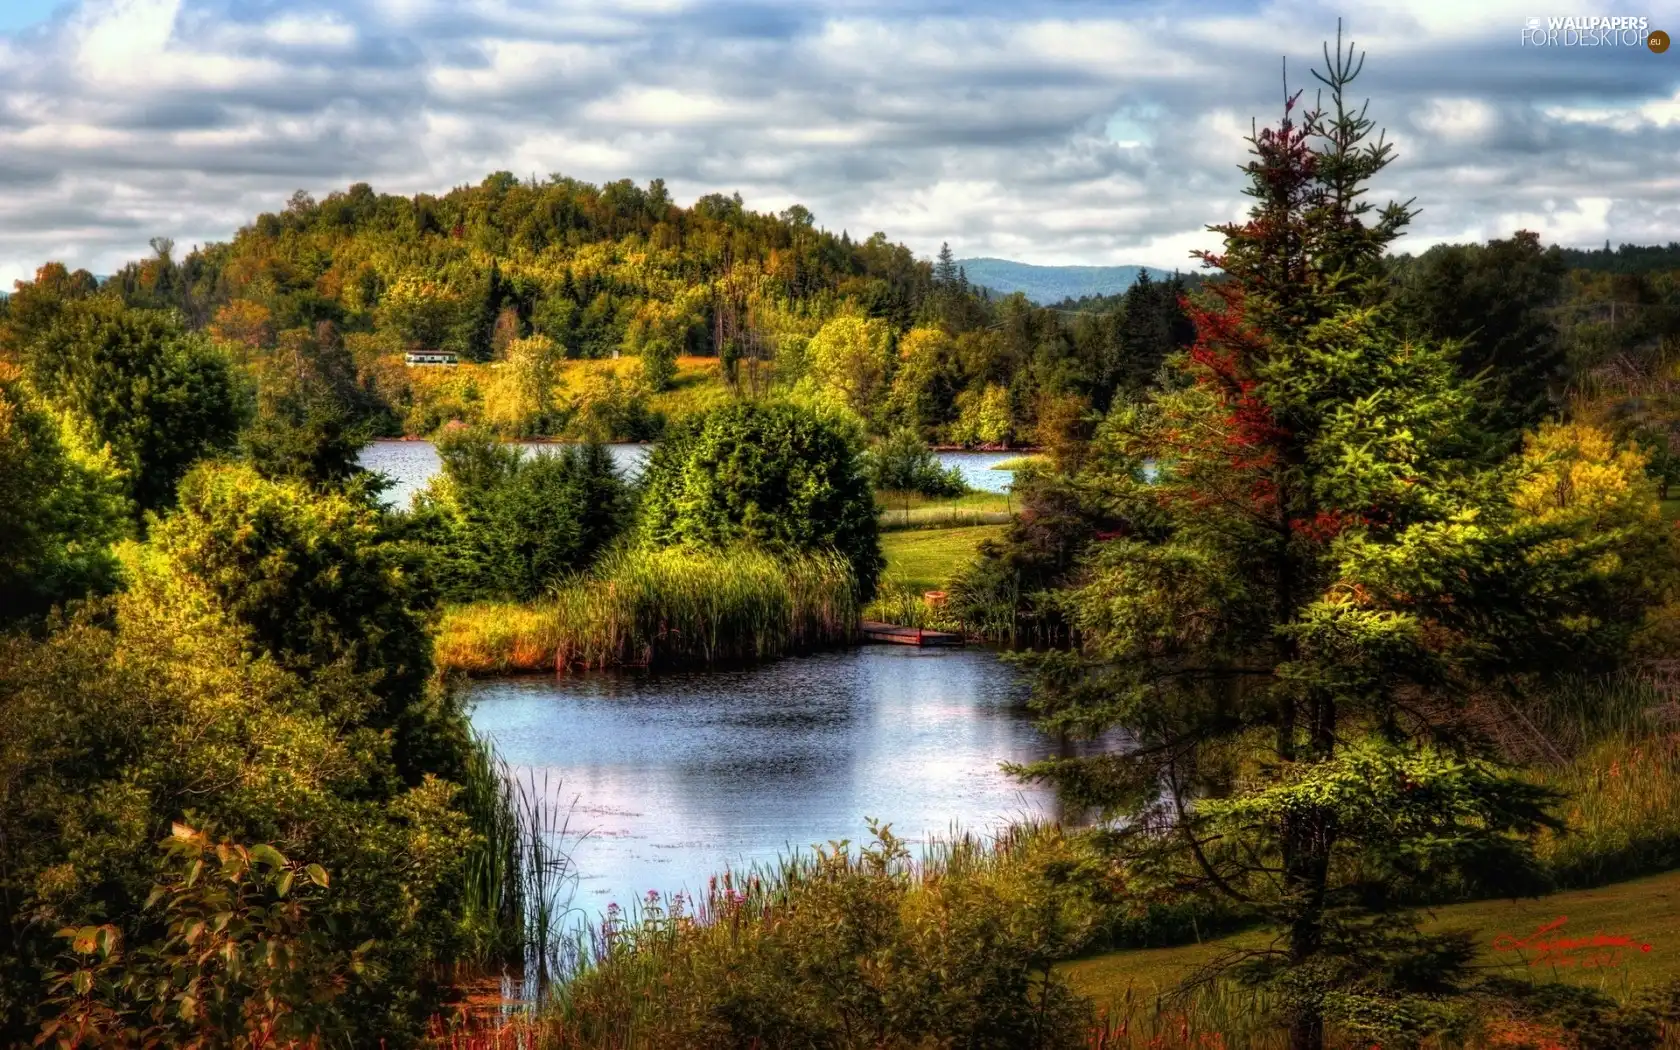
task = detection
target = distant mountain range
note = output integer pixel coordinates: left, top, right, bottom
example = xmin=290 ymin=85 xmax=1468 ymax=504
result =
xmin=955 ymin=258 xmax=1177 ymax=306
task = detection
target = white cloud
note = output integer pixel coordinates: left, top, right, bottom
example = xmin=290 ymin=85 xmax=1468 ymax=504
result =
xmin=0 ymin=0 xmax=1675 ymax=286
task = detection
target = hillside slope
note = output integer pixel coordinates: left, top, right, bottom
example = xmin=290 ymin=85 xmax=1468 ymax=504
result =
xmin=955 ymin=258 xmax=1174 ymax=304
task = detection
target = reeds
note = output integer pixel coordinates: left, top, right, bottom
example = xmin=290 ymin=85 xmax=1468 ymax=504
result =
xmin=435 ymin=548 xmax=859 ymax=674
xmin=549 ymin=547 xmax=859 ymax=671
xmin=437 ymin=602 xmax=564 ymax=675
xmin=459 ymin=735 xmax=583 ymax=988
xmin=1535 ymin=730 xmax=1680 ymax=888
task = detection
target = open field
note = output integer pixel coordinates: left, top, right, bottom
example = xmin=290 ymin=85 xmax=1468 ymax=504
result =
xmin=878 ymin=525 xmax=1006 ymax=595
xmin=876 ymin=489 xmax=1015 ymax=530
xmin=1061 ymin=868 xmax=1680 ymax=1009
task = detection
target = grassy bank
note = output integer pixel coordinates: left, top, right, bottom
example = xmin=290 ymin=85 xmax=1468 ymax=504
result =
xmin=990 ymin=454 xmax=1048 ymax=472
xmin=876 ymin=525 xmax=1007 ymax=595
xmin=437 ymin=823 xmax=1103 ymax=1049
xmin=435 ymin=548 xmax=859 ymax=674
xmin=436 ymin=602 xmax=564 ymax=675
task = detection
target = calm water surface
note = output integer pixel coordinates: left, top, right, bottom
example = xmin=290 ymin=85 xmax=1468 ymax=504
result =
xmin=466 ymin=647 xmax=1091 ymax=922
xmin=358 ymin=440 xmax=1021 ymax=509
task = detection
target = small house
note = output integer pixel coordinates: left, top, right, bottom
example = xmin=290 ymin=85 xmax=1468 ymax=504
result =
xmin=405 ymin=350 xmax=458 ymax=366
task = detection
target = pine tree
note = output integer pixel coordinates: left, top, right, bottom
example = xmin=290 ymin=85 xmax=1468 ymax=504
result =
xmin=1015 ymin=26 xmax=1666 ymax=1050
xmin=934 ymin=241 xmax=959 ymax=285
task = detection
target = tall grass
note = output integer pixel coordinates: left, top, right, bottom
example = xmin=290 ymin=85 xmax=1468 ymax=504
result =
xmin=438 ymin=602 xmax=564 ymax=675
xmin=435 ymin=549 xmax=860 ymax=674
xmin=879 ymin=505 xmax=1014 ymax=531
xmin=550 ymin=547 xmax=859 ymax=671
xmin=1535 ymin=730 xmax=1680 ymax=888
xmin=459 ymin=735 xmax=582 ymax=988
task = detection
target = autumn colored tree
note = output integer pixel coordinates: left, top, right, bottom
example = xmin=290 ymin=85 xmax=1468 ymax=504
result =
xmin=1015 ymin=29 xmax=1672 ymax=1050
xmin=209 ymin=298 xmax=277 ymax=350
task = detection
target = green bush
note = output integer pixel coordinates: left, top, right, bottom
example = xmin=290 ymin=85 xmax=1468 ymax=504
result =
xmin=150 ymin=461 xmax=450 ymax=781
xmin=37 ymin=824 xmax=360 ymax=1050
xmin=545 ymin=822 xmax=1102 ymax=1049
xmin=22 ymin=298 xmax=244 ymax=516
xmin=865 ymin=427 xmax=968 ymax=498
xmin=0 ymin=366 xmax=128 ymax=623
xmin=414 ymin=426 xmax=630 ymax=603
xmin=638 ymin=400 xmax=884 ymax=601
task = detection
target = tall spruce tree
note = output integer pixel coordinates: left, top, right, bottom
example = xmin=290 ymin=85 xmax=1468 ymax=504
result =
xmin=1015 ymin=27 xmax=1666 ymax=1050
xmin=934 ymin=241 xmax=959 ymax=285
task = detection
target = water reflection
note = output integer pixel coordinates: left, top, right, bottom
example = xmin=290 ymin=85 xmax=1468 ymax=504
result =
xmin=467 ymin=646 xmax=1108 ymax=921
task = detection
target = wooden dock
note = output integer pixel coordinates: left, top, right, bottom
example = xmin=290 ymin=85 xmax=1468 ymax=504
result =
xmin=860 ymin=620 xmax=965 ymax=647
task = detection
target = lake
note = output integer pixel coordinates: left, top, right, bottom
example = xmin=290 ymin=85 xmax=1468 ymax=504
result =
xmin=466 ymin=646 xmax=1098 ymax=924
xmin=357 ymin=440 xmax=1024 ymax=509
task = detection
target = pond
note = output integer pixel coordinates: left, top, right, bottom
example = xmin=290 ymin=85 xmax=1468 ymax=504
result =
xmin=466 ymin=646 xmax=1101 ymax=926
xmin=357 ymin=440 xmax=1024 ymax=509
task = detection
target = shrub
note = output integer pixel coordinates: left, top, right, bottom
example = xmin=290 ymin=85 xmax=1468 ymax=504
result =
xmin=0 ymin=365 xmax=128 ymax=622
xmin=415 ymin=427 xmax=630 ymax=603
xmin=638 ymin=400 xmax=884 ymax=601
xmin=37 ymin=824 xmax=361 ymax=1050
xmin=23 ymin=298 xmax=244 ymax=515
xmin=544 ymin=822 xmax=1103 ymax=1049
xmin=865 ymin=427 xmax=968 ymax=498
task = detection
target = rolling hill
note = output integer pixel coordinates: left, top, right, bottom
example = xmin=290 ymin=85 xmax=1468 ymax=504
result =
xmin=955 ymin=258 xmax=1176 ymax=305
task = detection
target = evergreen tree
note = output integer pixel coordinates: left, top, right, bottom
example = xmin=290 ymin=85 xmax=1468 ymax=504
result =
xmin=245 ymin=322 xmax=386 ymax=487
xmin=1392 ymin=231 xmax=1568 ymax=444
xmin=1015 ymin=29 xmax=1667 ymax=1050
xmin=1115 ymin=270 xmax=1196 ymax=394
xmin=934 ymin=242 xmax=959 ymax=286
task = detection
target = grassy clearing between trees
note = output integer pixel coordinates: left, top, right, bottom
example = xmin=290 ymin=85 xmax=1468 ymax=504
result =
xmin=875 ymin=524 xmax=1007 ymax=596
xmin=876 ymin=489 xmax=1015 ymax=530
xmin=1061 ymin=868 xmax=1680 ymax=1020
xmin=1061 ymin=718 xmax=1680 ymax=1032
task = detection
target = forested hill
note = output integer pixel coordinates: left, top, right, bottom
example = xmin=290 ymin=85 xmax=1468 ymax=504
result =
xmin=98 ymin=173 xmax=943 ymax=362
xmin=954 ymin=258 xmax=1175 ymax=304
xmin=0 ymin=171 xmax=1205 ymax=449
xmin=7 ymin=171 xmax=1678 ymax=458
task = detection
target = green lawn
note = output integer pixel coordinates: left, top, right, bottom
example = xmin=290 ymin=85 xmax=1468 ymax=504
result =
xmin=879 ymin=525 xmax=1007 ymax=594
xmin=1662 ymin=498 xmax=1680 ymax=522
xmin=877 ymin=490 xmax=1015 ymax=531
xmin=1061 ymin=868 xmax=1680 ymax=1009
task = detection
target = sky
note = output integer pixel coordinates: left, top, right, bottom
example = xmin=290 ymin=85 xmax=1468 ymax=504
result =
xmin=0 ymin=0 xmax=1676 ymax=285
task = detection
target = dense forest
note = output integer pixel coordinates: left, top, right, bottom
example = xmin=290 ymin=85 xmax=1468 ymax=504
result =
xmin=7 ymin=28 xmax=1680 ymax=1047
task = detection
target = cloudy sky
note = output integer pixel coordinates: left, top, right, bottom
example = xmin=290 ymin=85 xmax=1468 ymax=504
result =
xmin=0 ymin=0 xmax=1676 ymax=285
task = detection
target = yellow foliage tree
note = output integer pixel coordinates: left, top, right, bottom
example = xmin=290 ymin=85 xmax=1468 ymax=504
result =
xmin=484 ymin=335 xmax=562 ymax=435
xmin=800 ymin=315 xmax=894 ymax=419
